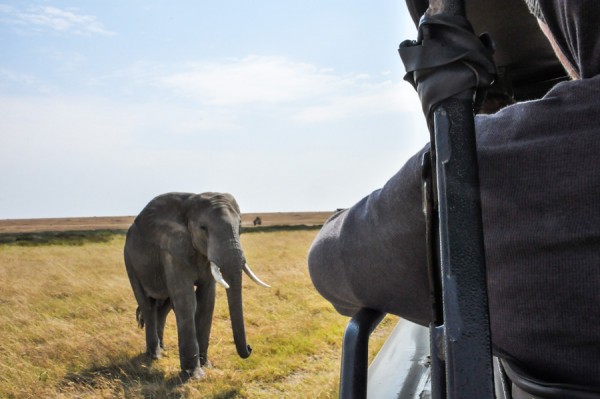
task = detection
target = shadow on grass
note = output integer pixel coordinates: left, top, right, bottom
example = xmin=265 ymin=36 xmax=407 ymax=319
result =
xmin=210 ymin=390 xmax=243 ymax=399
xmin=61 ymin=353 xmax=243 ymax=398
xmin=61 ymin=354 xmax=186 ymax=398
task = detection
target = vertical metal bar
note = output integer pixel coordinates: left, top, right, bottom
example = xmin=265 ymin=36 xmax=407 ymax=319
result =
xmin=422 ymin=152 xmax=446 ymax=399
xmin=426 ymin=1 xmax=495 ymax=398
xmin=433 ymin=100 xmax=494 ymax=398
xmin=339 ymin=309 xmax=385 ymax=399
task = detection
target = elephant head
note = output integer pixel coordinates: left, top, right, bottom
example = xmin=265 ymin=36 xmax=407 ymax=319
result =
xmin=183 ymin=192 xmax=269 ymax=358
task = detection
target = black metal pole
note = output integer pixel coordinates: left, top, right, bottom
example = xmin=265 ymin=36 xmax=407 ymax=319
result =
xmin=426 ymin=1 xmax=495 ymax=397
xmin=338 ymin=309 xmax=385 ymax=399
xmin=433 ymin=100 xmax=494 ymax=398
xmin=422 ymin=152 xmax=446 ymax=399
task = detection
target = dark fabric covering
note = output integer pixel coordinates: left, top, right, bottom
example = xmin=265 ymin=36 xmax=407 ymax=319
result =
xmin=538 ymin=2 xmax=600 ymax=79
xmin=308 ymin=0 xmax=600 ymax=388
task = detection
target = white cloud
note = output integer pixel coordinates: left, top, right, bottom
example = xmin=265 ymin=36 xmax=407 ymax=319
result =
xmin=86 ymin=55 xmax=418 ymax=126
xmin=293 ymin=81 xmax=421 ymax=123
xmin=0 ymin=96 xmax=135 ymax=163
xmin=160 ymin=55 xmax=337 ymax=106
xmin=0 ymin=67 xmax=55 ymax=93
xmin=0 ymin=67 xmax=36 ymax=86
xmin=0 ymin=5 xmax=114 ymax=36
xmin=157 ymin=55 xmax=420 ymax=123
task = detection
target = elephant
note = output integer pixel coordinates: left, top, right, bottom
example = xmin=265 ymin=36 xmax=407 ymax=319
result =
xmin=123 ymin=192 xmax=270 ymax=379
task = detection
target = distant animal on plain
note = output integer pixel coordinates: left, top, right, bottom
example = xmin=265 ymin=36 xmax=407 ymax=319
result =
xmin=124 ymin=192 xmax=270 ymax=379
xmin=253 ymin=217 xmax=262 ymax=226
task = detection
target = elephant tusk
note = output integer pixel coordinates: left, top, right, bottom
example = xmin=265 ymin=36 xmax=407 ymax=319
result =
xmin=243 ymin=263 xmax=271 ymax=288
xmin=210 ymin=262 xmax=230 ymax=289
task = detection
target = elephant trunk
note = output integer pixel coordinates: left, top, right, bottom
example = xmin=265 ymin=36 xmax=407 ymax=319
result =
xmin=209 ymin=227 xmax=252 ymax=359
xmin=225 ymin=273 xmax=252 ymax=358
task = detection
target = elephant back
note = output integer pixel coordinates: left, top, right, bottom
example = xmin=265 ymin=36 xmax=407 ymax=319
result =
xmin=133 ymin=192 xmax=194 ymax=245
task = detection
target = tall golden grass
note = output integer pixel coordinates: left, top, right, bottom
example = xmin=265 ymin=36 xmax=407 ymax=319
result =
xmin=0 ymin=230 xmax=396 ymax=398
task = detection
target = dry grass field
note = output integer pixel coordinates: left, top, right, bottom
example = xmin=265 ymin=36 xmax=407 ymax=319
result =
xmin=0 ymin=219 xmax=396 ymax=398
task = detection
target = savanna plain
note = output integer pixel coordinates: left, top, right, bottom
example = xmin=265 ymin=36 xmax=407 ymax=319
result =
xmin=0 ymin=215 xmax=397 ymax=398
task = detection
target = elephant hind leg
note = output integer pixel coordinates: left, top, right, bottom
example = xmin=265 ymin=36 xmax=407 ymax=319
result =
xmin=125 ymin=255 xmax=149 ymax=331
xmin=125 ymin=267 xmax=161 ymax=359
xmin=136 ymin=307 xmax=144 ymax=329
xmin=142 ymin=298 xmax=162 ymax=359
xmin=156 ymin=298 xmax=172 ymax=349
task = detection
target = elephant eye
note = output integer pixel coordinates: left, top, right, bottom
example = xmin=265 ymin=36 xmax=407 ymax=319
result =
xmin=200 ymin=226 xmax=208 ymax=232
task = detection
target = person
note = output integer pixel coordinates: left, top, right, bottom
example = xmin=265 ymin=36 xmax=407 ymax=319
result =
xmin=308 ymin=0 xmax=600 ymax=388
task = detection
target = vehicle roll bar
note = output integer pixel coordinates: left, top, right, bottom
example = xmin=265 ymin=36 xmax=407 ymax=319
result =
xmin=339 ymin=309 xmax=385 ymax=399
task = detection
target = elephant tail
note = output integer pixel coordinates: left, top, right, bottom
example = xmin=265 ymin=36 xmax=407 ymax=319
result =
xmin=136 ymin=307 xmax=145 ymax=329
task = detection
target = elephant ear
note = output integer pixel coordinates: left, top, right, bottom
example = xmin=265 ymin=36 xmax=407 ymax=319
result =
xmin=134 ymin=192 xmax=194 ymax=247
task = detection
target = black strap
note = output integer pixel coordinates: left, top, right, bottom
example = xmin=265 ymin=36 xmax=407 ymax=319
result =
xmin=399 ymin=13 xmax=496 ymax=118
xmin=501 ymin=359 xmax=600 ymax=399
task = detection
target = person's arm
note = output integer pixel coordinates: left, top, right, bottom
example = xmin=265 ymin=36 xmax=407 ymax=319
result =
xmin=308 ymin=145 xmax=432 ymax=326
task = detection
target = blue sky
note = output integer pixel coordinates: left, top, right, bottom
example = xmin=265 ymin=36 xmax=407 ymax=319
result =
xmin=0 ymin=1 xmax=428 ymax=218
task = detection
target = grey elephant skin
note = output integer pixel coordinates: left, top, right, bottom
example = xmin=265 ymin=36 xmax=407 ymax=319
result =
xmin=124 ymin=192 xmax=269 ymax=379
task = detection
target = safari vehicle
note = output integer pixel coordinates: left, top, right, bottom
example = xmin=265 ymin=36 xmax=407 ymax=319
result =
xmin=335 ymin=0 xmax=599 ymax=398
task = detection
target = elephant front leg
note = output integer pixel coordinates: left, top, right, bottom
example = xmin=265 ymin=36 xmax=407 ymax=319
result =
xmin=195 ymin=279 xmax=216 ymax=367
xmin=162 ymin=245 xmax=204 ymax=379
xmin=171 ymin=286 xmax=204 ymax=379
